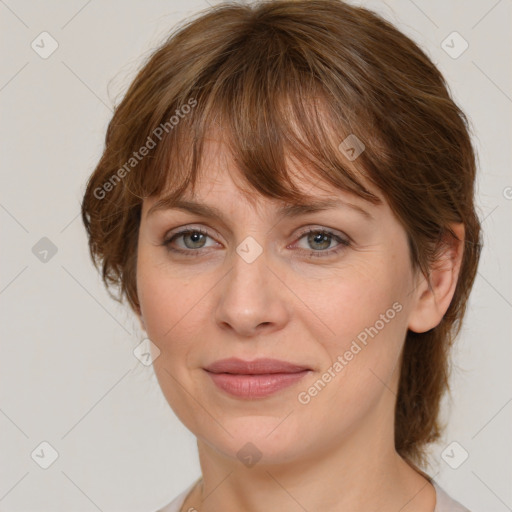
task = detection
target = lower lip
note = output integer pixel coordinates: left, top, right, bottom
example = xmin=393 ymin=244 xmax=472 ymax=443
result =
xmin=205 ymin=370 xmax=310 ymax=399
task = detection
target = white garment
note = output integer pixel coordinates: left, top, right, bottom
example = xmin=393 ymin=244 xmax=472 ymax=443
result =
xmin=155 ymin=477 xmax=471 ymax=512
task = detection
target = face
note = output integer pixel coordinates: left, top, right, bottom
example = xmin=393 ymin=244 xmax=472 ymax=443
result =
xmin=136 ymin=137 xmax=422 ymax=466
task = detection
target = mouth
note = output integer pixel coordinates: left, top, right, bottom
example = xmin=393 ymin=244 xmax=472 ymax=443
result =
xmin=203 ymin=358 xmax=312 ymax=399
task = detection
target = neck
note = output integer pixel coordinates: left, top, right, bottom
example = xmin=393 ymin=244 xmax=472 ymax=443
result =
xmin=182 ymin=396 xmax=436 ymax=512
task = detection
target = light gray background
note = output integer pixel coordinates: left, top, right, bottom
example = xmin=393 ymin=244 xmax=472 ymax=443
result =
xmin=1 ymin=0 xmax=511 ymax=511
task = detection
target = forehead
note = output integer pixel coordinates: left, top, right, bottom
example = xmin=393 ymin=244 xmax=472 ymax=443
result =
xmin=145 ymin=133 xmax=382 ymax=215
xmin=144 ymin=169 xmax=381 ymax=227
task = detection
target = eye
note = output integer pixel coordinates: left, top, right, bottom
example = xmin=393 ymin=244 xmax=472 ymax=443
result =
xmin=162 ymin=227 xmax=219 ymax=256
xmin=161 ymin=226 xmax=351 ymax=259
xmin=292 ymin=227 xmax=350 ymax=258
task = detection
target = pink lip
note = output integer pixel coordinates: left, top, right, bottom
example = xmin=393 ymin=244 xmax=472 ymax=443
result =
xmin=204 ymin=358 xmax=311 ymax=399
xmin=205 ymin=357 xmax=311 ymax=374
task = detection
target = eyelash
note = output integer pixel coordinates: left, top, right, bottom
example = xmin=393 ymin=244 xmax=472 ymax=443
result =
xmin=161 ymin=226 xmax=351 ymax=259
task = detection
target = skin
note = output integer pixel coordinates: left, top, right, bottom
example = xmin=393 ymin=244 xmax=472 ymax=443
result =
xmin=135 ymin=136 xmax=465 ymax=512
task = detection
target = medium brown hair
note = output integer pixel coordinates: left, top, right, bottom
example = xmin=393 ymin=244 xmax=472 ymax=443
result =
xmin=81 ymin=0 xmax=482 ymax=467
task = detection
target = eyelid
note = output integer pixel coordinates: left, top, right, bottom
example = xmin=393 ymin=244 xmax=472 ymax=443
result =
xmin=163 ymin=223 xmax=222 ymax=241
xmin=293 ymin=224 xmax=352 ymax=244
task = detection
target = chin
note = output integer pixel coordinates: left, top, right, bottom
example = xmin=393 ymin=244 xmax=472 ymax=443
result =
xmin=196 ymin=415 xmax=312 ymax=464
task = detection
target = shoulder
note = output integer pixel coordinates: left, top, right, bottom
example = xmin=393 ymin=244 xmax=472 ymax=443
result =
xmin=153 ymin=478 xmax=199 ymax=512
xmin=433 ymin=480 xmax=472 ymax=512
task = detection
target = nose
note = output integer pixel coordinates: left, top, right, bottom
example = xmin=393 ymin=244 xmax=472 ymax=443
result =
xmin=214 ymin=242 xmax=290 ymax=338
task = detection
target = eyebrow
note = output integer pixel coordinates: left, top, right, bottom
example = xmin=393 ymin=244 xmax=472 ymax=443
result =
xmin=147 ymin=197 xmax=374 ymax=222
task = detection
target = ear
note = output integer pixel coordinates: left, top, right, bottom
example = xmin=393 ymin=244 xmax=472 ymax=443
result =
xmin=407 ymin=223 xmax=465 ymax=333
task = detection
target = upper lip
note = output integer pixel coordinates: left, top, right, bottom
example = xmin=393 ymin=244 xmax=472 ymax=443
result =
xmin=204 ymin=358 xmax=311 ymax=374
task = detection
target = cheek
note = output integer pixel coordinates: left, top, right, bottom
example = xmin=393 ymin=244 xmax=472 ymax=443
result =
xmin=136 ymin=248 xmax=213 ymax=364
xmin=299 ymin=261 xmax=403 ymax=341
xmin=294 ymin=276 xmax=407 ymax=434
xmin=136 ymin=249 xmax=183 ymax=340
xmin=298 ymin=258 xmax=409 ymax=395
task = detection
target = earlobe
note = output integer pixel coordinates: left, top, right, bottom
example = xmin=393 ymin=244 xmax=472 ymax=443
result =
xmin=407 ymin=223 xmax=465 ymax=333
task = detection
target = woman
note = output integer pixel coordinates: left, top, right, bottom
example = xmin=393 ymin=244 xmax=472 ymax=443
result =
xmin=81 ymin=1 xmax=482 ymax=510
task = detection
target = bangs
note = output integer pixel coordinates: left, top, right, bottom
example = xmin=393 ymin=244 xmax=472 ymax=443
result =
xmin=123 ymin=25 xmax=383 ymax=210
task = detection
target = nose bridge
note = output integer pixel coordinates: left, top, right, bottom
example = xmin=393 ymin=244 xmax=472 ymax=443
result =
xmin=214 ymin=234 xmax=289 ymax=336
xmin=227 ymin=234 xmax=272 ymax=305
